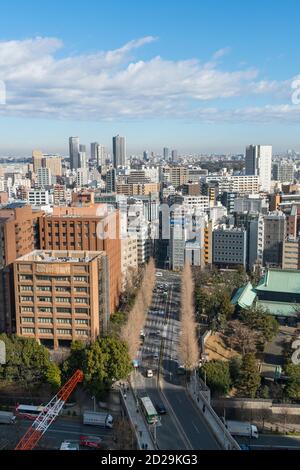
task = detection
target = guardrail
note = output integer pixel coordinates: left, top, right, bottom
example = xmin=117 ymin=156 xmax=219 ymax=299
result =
xmin=187 ymin=373 xmax=240 ymax=450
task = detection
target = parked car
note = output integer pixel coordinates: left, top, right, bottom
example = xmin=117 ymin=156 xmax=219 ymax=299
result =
xmin=146 ymin=369 xmax=154 ymax=378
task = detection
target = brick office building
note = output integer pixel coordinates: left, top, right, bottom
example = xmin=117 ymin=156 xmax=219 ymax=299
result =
xmin=38 ymin=205 xmax=121 ymax=314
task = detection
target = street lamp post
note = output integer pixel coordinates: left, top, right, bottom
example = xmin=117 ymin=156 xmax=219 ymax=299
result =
xmin=91 ymin=396 xmax=96 ymax=412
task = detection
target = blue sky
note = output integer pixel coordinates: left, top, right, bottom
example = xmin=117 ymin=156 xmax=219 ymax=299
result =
xmin=0 ymin=0 xmax=300 ymax=155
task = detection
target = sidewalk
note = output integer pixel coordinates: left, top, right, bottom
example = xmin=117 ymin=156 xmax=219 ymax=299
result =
xmin=119 ymin=378 xmax=155 ymax=450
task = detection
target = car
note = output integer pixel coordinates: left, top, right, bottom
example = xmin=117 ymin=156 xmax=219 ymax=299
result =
xmin=80 ymin=436 xmax=102 ymax=449
xmin=153 ymin=353 xmax=159 ymax=360
xmin=156 ymin=272 xmax=163 ymax=277
xmin=155 ymin=403 xmax=167 ymax=415
xmin=146 ymin=369 xmax=154 ymax=378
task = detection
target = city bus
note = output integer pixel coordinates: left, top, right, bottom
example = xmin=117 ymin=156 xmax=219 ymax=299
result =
xmin=139 ymin=396 xmax=158 ymax=424
xmin=15 ymin=404 xmax=45 ymax=420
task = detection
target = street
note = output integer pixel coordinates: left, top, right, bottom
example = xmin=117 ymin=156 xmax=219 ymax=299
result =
xmin=136 ymin=269 xmax=220 ymax=450
xmin=0 ymin=416 xmax=113 ymax=450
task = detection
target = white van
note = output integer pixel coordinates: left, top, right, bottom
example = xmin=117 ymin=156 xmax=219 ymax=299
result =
xmin=146 ymin=369 xmax=154 ymax=378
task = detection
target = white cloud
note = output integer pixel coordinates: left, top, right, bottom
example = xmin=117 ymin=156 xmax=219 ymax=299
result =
xmin=0 ymin=36 xmax=297 ymax=122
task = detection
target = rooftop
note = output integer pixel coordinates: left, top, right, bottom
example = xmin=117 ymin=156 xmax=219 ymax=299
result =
xmin=16 ymin=250 xmax=104 ymax=264
xmin=231 ymin=282 xmax=256 ymax=309
xmin=256 ymin=268 xmax=300 ymax=294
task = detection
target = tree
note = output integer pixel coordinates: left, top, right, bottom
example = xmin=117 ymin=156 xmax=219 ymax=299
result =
xmin=229 ymin=356 xmax=242 ymax=386
xmin=217 ymin=290 xmax=235 ymax=319
xmin=200 ymin=360 xmax=231 ymax=396
xmin=285 ymin=363 xmax=300 ymax=400
xmin=62 ymin=340 xmax=86 ymax=379
xmin=179 ymin=263 xmax=199 ymax=371
xmin=0 ymin=334 xmax=51 ymax=386
xmin=46 ymin=362 xmax=61 ymax=390
xmin=84 ymin=336 xmax=132 ymax=398
xmin=228 ymin=320 xmax=260 ymax=355
xmin=240 ymin=306 xmax=279 ymax=342
xmin=236 ymin=353 xmax=261 ymax=398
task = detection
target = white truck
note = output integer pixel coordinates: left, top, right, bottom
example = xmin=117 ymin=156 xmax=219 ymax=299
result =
xmin=225 ymin=420 xmax=259 ymax=439
xmin=83 ymin=411 xmax=113 ymax=429
xmin=0 ymin=411 xmax=16 ymax=424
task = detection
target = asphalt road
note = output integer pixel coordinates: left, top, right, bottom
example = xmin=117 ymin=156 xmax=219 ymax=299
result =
xmin=139 ymin=269 xmax=220 ymax=450
xmin=0 ymin=416 xmax=112 ymax=450
xmin=237 ymin=433 xmax=300 ymax=450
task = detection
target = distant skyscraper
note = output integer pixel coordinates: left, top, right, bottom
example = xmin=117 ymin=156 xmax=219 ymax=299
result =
xmin=113 ymin=135 xmax=126 ymax=167
xmin=163 ymin=147 xmax=170 ymax=161
xmin=69 ymin=137 xmax=80 ymax=170
xmin=91 ymin=142 xmax=98 ymax=161
xmin=171 ymin=149 xmax=178 ymax=162
xmin=106 ymin=168 xmax=117 ymax=193
xmin=245 ymin=145 xmax=272 ymax=192
xmin=143 ymin=150 xmax=149 ymax=162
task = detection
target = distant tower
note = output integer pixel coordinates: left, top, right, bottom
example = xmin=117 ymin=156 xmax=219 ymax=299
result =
xmin=69 ymin=137 xmax=80 ymax=170
xmin=245 ymin=145 xmax=272 ymax=192
xmin=113 ymin=135 xmax=126 ymax=168
xmin=163 ymin=147 xmax=170 ymax=161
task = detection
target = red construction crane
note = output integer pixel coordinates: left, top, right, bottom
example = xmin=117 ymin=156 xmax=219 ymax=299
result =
xmin=15 ymin=369 xmax=84 ymax=451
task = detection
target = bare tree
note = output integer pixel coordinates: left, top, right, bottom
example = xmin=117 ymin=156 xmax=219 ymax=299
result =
xmin=228 ymin=320 xmax=260 ymax=355
xmin=121 ymin=258 xmax=156 ymax=360
xmin=179 ymin=262 xmax=199 ymax=371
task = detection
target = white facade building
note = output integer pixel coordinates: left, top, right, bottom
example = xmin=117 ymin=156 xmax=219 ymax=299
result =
xmin=245 ymin=145 xmax=272 ymax=193
xmin=27 ymin=189 xmax=50 ymax=206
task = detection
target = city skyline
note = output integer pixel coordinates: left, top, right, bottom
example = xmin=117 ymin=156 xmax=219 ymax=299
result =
xmin=0 ymin=0 xmax=300 ymax=155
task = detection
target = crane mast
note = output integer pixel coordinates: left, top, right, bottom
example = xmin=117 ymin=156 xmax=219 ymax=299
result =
xmin=15 ymin=369 xmax=84 ymax=450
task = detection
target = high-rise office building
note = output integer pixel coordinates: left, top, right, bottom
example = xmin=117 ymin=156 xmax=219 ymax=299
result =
xmin=91 ymin=142 xmax=98 ymax=161
xmin=113 ymin=135 xmax=126 ymax=168
xmin=171 ymin=149 xmax=178 ymax=162
xmin=69 ymin=137 xmax=80 ymax=170
xmin=245 ymin=145 xmax=272 ymax=192
xmin=32 ymin=150 xmax=44 ymax=173
xmin=163 ymin=147 xmax=170 ymax=161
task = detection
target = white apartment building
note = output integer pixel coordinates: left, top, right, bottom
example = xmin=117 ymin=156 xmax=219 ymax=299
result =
xmin=37 ymin=167 xmax=52 ymax=187
xmin=245 ymin=145 xmax=272 ymax=193
xmin=120 ymin=237 xmax=138 ymax=289
xmin=27 ymin=189 xmax=50 ymax=206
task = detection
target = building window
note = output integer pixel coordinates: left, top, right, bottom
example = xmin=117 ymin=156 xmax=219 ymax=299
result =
xmin=74 ymin=298 xmax=88 ymax=304
xmin=22 ymin=327 xmax=35 ymax=334
xmin=37 ymin=286 xmax=52 ymax=292
xmin=56 ymin=307 xmax=72 ymax=313
xmin=74 ymin=287 xmax=88 ymax=293
xmin=75 ymin=308 xmax=89 ymax=314
xmin=22 ymin=307 xmax=34 ymax=313
xmin=38 ymin=318 xmax=53 ymax=324
xmin=38 ymin=297 xmax=51 ymax=303
xmin=22 ymin=317 xmax=34 ymax=323
xmin=20 ymin=286 xmax=32 ymax=292
xmin=56 ymin=318 xmax=72 ymax=324
xmin=21 ymin=296 xmax=34 ymax=302
xmin=76 ymin=330 xmax=88 ymax=336
xmin=74 ymin=277 xmax=87 ymax=282
xmin=55 ymin=287 xmax=71 ymax=293
xmin=38 ymin=328 xmax=53 ymax=334
xmin=56 ymin=297 xmax=70 ymax=303
xmin=75 ymin=319 xmax=89 ymax=325
xmin=57 ymin=329 xmax=72 ymax=335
